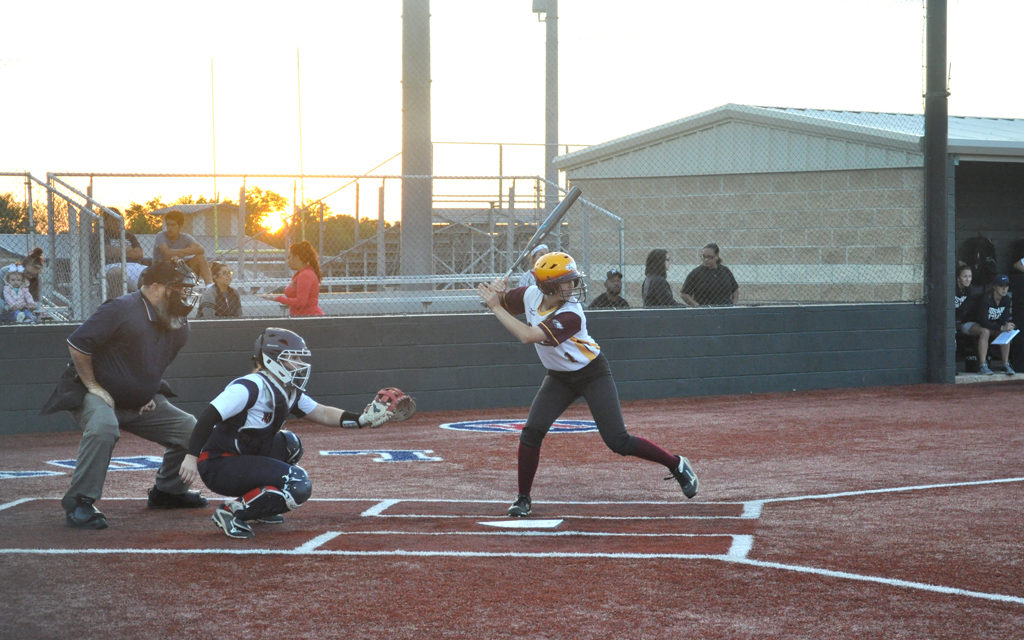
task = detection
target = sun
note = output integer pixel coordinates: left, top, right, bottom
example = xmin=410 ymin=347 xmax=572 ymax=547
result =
xmin=259 ymin=210 xmax=288 ymax=234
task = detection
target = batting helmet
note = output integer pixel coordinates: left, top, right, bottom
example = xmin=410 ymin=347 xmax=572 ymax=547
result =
xmin=254 ymin=327 xmax=312 ymax=391
xmin=532 ymin=251 xmax=587 ymax=302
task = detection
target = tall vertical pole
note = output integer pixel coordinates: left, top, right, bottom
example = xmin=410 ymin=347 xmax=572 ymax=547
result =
xmin=924 ymin=0 xmax=950 ymax=382
xmin=211 ymin=59 xmax=219 ymax=250
xmin=401 ymin=0 xmax=433 ymax=286
xmin=544 ymin=0 xmax=559 ymax=213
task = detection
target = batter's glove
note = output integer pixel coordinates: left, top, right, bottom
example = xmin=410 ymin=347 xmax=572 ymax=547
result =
xmin=365 ymin=387 xmax=417 ymax=423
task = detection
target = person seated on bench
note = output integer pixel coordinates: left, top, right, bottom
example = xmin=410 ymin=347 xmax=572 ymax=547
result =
xmin=973 ymin=273 xmax=1016 ymax=375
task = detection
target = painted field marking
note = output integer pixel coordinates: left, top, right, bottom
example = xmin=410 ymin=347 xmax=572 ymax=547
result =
xmin=740 ymin=475 xmax=1024 ymax=517
xmin=478 ymin=519 xmax=563 ymax=529
xmin=3 ymin=480 xmax=1023 ymax=607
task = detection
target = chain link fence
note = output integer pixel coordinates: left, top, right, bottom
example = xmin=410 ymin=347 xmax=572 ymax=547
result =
xmin=1 ymin=108 xmax=929 ymax=324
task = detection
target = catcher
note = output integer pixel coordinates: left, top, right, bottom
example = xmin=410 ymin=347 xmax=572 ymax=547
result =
xmin=179 ymin=327 xmax=413 ymax=539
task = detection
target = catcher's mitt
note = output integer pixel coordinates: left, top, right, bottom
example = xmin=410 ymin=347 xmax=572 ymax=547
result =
xmin=369 ymin=387 xmax=417 ymax=422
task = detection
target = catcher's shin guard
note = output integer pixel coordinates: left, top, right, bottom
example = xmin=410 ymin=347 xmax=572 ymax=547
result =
xmin=232 ymin=466 xmax=312 ymax=520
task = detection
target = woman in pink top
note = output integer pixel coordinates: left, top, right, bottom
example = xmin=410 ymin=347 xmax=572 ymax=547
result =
xmin=263 ymin=241 xmax=324 ymax=316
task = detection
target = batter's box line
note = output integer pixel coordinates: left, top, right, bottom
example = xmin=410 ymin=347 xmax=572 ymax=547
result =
xmin=350 ymin=498 xmax=747 ymax=520
xmin=740 ymin=476 xmax=1024 ymax=517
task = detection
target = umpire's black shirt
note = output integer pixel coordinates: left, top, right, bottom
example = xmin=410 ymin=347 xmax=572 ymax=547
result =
xmin=67 ymin=291 xmax=190 ymax=410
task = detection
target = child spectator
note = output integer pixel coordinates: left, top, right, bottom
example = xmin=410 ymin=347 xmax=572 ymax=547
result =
xmin=2 ymin=265 xmax=39 ymax=323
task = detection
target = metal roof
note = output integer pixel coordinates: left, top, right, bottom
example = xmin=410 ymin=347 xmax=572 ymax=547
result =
xmin=554 ymin=104 xmax=1024 ymax=174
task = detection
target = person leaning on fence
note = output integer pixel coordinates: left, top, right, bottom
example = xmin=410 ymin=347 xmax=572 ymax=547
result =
xmin=973 ymin=273 xmax=1016 ymax=375
xmin=681 ymin=243 xmax=739 ymax=307
xmin=955 ymin=263 xmax=986 ymax=370
xmin=102 ymin=207 xmax=149 ymax=294
xmin=261 ymin=240 xmax=324 ymax=317
xmin=588 ymin=269 xmax=630 ymax=310
xmin=43 ymin=260 xmax=209 ymax=529
xmin=153 ymin=209 xmax=214 ymax=286
xmin=641 ymin=249 xmax=683 ymax=307
xmin=197 ymin=261 xmax=242 ymax=318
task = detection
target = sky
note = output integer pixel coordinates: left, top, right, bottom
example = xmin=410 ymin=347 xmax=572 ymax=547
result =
xmin=2 ymin=0 xmax=1022 ymax=214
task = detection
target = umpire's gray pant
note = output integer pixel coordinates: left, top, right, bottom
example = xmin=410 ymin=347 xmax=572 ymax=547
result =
xmin=61 ymin=393 xmax=196 ymax=513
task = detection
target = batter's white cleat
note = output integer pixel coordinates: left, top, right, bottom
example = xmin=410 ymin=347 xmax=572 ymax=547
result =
xmin=667 ymin=456 xmax=699 ymax=499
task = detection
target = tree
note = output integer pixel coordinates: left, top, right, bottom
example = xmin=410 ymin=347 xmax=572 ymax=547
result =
xmin=0 ymin=193 xmax=29 ymax=234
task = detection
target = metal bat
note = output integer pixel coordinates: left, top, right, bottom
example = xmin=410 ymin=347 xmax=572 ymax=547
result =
xmin=503 ymin=186 xmax=582 ymax=280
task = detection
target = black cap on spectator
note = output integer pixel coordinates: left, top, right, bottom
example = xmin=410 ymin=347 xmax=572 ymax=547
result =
xmin=606 ymin=269 xmax=622 ymax=280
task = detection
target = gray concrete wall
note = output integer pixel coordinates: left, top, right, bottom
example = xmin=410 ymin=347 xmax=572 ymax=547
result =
xmin=0 ymin=303 xmax=927 ymax=436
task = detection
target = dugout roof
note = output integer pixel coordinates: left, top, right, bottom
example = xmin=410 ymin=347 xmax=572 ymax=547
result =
xmin=554 ymin=103 xmax=1024 ymax=179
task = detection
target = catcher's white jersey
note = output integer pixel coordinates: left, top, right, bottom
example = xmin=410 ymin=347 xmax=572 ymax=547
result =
xmin=210 ymin=372 xmax=318 ymax=434
xmin=502 ymin=285 xmax=601 ymax=372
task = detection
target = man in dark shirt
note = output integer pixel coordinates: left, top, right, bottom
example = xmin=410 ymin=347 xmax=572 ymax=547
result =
xmin=589 ymin=269 xmax=630 ymax=310
xmin=61 ymin=259 xmax=208 ymax=529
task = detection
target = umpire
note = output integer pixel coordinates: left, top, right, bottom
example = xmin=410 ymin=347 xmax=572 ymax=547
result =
xmin=50 ymin=259 xmax=208 ymax=529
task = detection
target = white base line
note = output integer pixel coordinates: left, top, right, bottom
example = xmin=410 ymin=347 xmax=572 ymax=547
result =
xmin=740 ymin=476 xmax=1024 ymax=518
xmin=724 ymin=556 xmax=1024 ymax=606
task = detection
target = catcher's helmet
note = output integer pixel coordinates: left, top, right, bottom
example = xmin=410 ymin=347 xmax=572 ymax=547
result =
xmin=254 ymin=327 xmax=312 ymax=391
xmin=140 ymin=258 xmax=200 ymax=315
xmin=532 ymin=251 xmax=587 ymax=302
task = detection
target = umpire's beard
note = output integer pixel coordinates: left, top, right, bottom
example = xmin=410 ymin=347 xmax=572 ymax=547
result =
xmin=153 ymin=290 xmax=187 ymax=330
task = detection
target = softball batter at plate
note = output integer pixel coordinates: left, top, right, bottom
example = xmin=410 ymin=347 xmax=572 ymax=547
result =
xmin=476 ymin=251 xmax=699 ymax=517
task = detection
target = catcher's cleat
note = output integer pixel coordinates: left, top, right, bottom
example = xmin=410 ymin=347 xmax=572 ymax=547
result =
xmin=212 ymin=506 xmax=255 ymax=539
xmin=254 ymin=513 xmax=285 ymax=525
xmin=508 ymin=494 xmax=532 ymax=517
xmin=65 ymin=496 xmax=109 ymax=530
xmin=666 ymin=456 xmax=699 ymax=499
xmin=147 ymin=487 xmax=208 ymax=509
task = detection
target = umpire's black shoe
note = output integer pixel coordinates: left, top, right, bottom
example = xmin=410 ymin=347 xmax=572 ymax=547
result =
xmin=666 ymin=456 xmax=699 ymax=499
xmin=147 ymin=487 xmax=208 ymax=509
xmin=508 ymin=494 xmax=532 ymax=517
xmin=66 ymin=496 xmax=109 ymax=529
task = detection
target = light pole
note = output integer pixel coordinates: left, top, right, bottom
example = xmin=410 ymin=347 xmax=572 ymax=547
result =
xmin=533 ymin=0 xmax=558 ymax=213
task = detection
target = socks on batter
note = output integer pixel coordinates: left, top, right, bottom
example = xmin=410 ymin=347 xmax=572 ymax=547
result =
xmin=517 ymin=442 xmax=541 ymax=496
xmin=630 ymin=437 xmax=680 ymax=469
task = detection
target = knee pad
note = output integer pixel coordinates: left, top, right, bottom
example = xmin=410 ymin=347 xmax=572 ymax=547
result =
xmin=282 ymin=465 xmax=312 ymax=508
xmin=281 ymin=430 xmax=303 ymax=464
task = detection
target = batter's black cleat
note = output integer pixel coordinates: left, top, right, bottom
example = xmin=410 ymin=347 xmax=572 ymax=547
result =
xmin=65 ymin=496 xmax=109 ymax=529
xmin=147 ymin=487 xmax=208 ymax=509
xmin=212 ymin=506 xmax=255 ymax=539
xmin=255 ymin=514 xmax=285 ymax=524
xmin=508 ymin=494 xmax=532 ymax=517
xmin=666 ymin=456 xmax=699 ymax=499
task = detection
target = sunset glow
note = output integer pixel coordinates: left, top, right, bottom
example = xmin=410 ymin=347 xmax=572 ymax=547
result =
xmin=260 ymin=210 xmax=288 ymax=234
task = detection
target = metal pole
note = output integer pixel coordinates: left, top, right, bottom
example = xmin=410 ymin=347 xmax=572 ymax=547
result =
xmin=401 ymin=0 xmax=433 ymax=287
xmin=924 ymin=0 xmax=950 ymax=382
xmin=544 ymin=0 xmax=559 ymax=213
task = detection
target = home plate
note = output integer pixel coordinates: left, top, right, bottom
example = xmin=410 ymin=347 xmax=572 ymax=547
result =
xmin=477 ymin=519 xmax=563 ymax=529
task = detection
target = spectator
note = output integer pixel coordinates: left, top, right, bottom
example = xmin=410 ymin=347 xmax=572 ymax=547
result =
xmin=641 ymin=249 xmax=682 ymax=307
xmin=261 ymin=240 xmax=324 ymax=316
xmin=0 ymin=247 xmax=46 ymax=301
xmin=955 ymin=263 xmax=985 ymax=370
xmin=518 ymin=244 xmax=550 ymax=288
xmin=46 ymin=259 xmax=208 ymax=529
xmin=153 ymin=209 xmax=213 ymax=285
xmin=974 ymin=273 xmax=1016 ymax=375
xmin=2 ymin=265 xmax=38 ymax=323
xmin=197 ymin=262 xmax=242 ymax=318
xmin=588 ymin=269 xmax=630 ymax=310
xmin=103 ymin=207 xmax=148 ymax=294
xmin=681 ymin=243 xmax=739 ymax=307
xmin=196 ymin=261 xmax=242 ymax=317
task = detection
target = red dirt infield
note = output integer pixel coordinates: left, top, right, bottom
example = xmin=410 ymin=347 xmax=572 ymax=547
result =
xmin=1 ymin=382 xmax=1023 ymax=639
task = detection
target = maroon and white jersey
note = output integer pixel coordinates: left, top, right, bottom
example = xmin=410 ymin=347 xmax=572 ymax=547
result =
xmin=500 ymin=285 xmax=601 ymax=372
